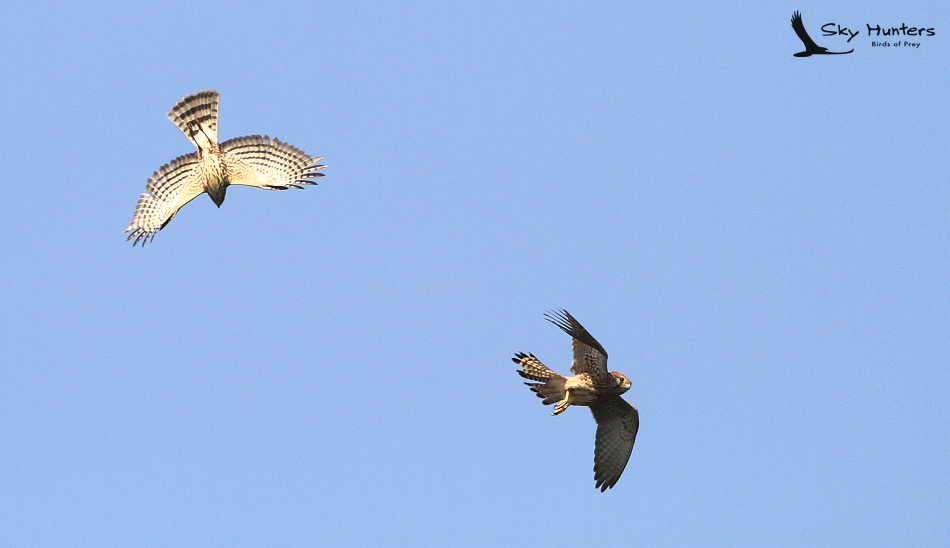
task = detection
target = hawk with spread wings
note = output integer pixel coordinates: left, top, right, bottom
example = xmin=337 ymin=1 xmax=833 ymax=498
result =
xmin=125 ymin=90 xmax=326 ymax=246
xmin=513 ymin=309 xmax=639 ymax=491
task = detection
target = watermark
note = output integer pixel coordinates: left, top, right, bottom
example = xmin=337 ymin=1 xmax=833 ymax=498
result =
xmin=790 ymin=11 xmax=936 ymax=56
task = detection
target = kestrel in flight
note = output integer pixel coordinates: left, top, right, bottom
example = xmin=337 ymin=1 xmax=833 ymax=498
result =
xmin=125 ymin=90 xmax=326 ymax=246
xmin=513 ymin=309 xmax=639 ymax=491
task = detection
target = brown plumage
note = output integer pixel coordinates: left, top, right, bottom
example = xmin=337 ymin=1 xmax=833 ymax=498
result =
xmin=513 ymin=309 xmax=639 ymax=491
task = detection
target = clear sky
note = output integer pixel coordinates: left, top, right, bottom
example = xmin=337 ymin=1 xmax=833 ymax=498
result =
xmin=1 ymin=1 xmax=947 ymax=546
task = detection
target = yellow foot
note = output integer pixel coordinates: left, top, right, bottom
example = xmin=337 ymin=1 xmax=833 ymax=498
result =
xmin=551 ymin=397 xmax=570 ymax=416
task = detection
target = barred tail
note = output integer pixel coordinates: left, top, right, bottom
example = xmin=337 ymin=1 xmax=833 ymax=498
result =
xmin=512 ymin=352 xmax=566 ymax=406
xmin=167 ymin=90 xmax=220 ymax=152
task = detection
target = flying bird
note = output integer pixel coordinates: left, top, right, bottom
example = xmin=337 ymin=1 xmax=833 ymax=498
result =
xmin=125 ymin=90 xmax=325 ymax=246
xmin=791 ymin=11 xmax=853 ymax=57
xmin=512 ymin=309 xmax=639 ymax=491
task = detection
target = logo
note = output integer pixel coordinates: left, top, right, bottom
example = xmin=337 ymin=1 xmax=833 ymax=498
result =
xmin=791 ymin=11 xmax=853 ymax=56
xmin=790 ymin=11 xmax=936 ymax=55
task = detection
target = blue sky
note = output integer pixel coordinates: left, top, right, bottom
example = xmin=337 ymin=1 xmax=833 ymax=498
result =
xmin=1 ymin=1 xmax=948 ymax=545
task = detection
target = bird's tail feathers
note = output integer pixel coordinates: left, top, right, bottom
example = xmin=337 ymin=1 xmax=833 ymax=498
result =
xmin=167 ymin=90 xmax=220 ymax=151
xmin=513 ymin=352 xmax=566 ymax=405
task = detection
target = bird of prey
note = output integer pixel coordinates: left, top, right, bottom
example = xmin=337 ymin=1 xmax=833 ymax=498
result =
xmin=512 ymin=309 xmax=639 ymax=491
xmin=791 ymin=11 xmax=853 ymax=57
xmin=125 ymin=90 xmax=325 ymax=246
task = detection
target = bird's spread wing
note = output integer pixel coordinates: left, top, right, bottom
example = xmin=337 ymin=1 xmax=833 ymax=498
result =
xmin=125 ymin=153 xmax=204 ymax=246
xmin=167 ymin=90 xmax=220 ymax=152
xmin=544 ymin=309 xmax=609 ymax=375
xmin=791 ymin=11 xmax=820 ymax=51
xmin=221 ymin=135 xmax=326 ymax=190
xmin=590 ymin=397 xmax=639 ymax=491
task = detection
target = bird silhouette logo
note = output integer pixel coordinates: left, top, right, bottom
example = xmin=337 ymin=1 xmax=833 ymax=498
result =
xmin=791 ymin=11 xmax=854 ymax=57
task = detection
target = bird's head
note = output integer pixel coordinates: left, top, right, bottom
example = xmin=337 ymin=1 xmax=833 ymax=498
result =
xmin=207 ymin=186 xmax=227 ymax=208
xmin=611 ymin=372 xmax=632 ymax=394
